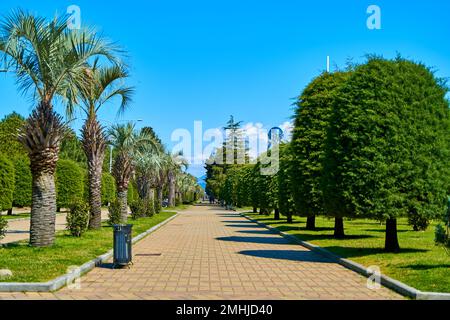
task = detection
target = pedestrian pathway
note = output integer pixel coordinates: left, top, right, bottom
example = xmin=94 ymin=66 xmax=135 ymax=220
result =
xmin=0 ymin=210 xmax=109 ymax=245
xmin=0 ymin=205 xmax=402 ymax=300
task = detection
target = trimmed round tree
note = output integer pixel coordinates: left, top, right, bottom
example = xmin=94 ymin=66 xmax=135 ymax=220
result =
xmin=13 ymin=156 xmax=32 ymax=208
xmin=278 ymin=143 xmax=294 ymax=223
xmin=0 ymin=154 xmax=15 ymax=211
xmin=291 ymin=71 xmax=350 ymax=233
xmin=323 ymin=56 xmax=450 ymax=252
xmin=56 ymin=160 xmax=84 ymax=210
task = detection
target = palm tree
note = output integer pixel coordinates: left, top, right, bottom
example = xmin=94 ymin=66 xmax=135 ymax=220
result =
xmin=166 ymin=152 xmax=188 ymax=207
xmin=134 ymin=128 xmax=164 ymax=214
xmin=76 ymin=64 xmax=133 ymax=229
xmin=109 ymin=124 xmax=155 ymax=222
xmin=0 ymin=10 xmax=118 ymax=246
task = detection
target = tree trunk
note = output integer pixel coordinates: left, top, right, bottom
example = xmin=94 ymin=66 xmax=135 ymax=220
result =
xmin=253 ymin=207 xmax=257 ymax=213
xmin=274 ymin=208 xmax=280 ymax=220
xmin=334 ymin=217 xmax=345 ymax=238
xmin=146 ymin=188 xmax=155 ymax=216
xmin=117 ymin=189 xmax=128 ymax=223
xmin=88 ymin=165 xmax=103 ymax=229
xmin=7 ymin=208 xmax=12 ymax=216
xmin=168 ymin=172 xmax=175 ymax=207
xmin=30 ymin=173 xmax=57 ymax=247
xmin=19 ymin=101 xmax=64 ymax=247
xmin=155 ymin=187 xmax=163 ymax=213
xmin=306 ymin=215 xmax=316 ymax=230
xmin=82 ymin=113 xmax=107 ymax=230
xmin=287 ymin=213 xmax=293 ymax=224
xmin=385 ymin=218 xmax=400 ymax=252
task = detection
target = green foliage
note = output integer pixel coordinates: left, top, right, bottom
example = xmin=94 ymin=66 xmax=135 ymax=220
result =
xmin=144 ymin=198 xmax=155 ymax=217
xmin=435 ymin=224 xmax=449 ymax=248
xmin=127 ymin=180 xmax=139 ymax=204
xmin=292 ymin=71 xmax=350 ymax=219
xmin=56 ymin=160 xmax=84 ymax=209
xmin=107 ymin=200 xmax=123 ymax=225
xmin=59 ymin=130 xmax=87 ymax=166
xmin=66 ymin=201 xmax=90 ymax=237
xmin=130 ymin=198 xmax=146 ymax=220
xmin=0 ymin=154 xmax=15 ymax=211
xmin=323 ymin=57 xmax=450 ymax=227
xmin=12 ymin=156 xmax=32 ymax=208
xmin=0 ymin=112 xmax=26 ymax=160
xmin=0 ymin=216 xmax=7 ymax=239
xmin=278 ymin=144 xmax=294 ymax=220
xmin=101 ymin=172 xmax=116 ymax=205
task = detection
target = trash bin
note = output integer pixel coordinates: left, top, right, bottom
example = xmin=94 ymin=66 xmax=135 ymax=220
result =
xmin=113 ymin=224 xmax=133 ymax=267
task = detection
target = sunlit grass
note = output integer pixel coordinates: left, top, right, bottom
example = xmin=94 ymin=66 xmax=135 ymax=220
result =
xmin=246 ymin=213 xmax=450 ymax=293
xmin=0 ymin=211 xmax=176 ymax=283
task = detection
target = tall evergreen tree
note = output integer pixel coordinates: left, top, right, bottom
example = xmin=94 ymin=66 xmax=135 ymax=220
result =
xmin=291 ymin=71 xmax=350 ymax=233
xmin=323 ymin=56 xmax=450 ymax=252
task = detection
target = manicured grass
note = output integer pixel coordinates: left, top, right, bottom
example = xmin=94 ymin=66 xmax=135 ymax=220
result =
xmin=246 ymin=213 xmax=450 ymax=293
xmin=0 ymin=211 xmax=176 ymax=283
xmin=1 ymin=213 xmax=30 ymax=220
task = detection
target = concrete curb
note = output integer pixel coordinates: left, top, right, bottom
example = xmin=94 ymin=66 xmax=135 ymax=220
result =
xmin=239 ymin=212 xmax=450 ymax=300
xmin=0 ymin=212 xmax=179 ymax=293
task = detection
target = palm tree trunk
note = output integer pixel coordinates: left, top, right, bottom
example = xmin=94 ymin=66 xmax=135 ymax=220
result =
xmin=88 ymin=165 xmax=103 ymax=229
xmin=156 ymin=187 xmax=163 ymax=213
xmin=19 ymin=102 xmax=65 ymax=247
xmin=168 ymin=171 xmax=175 ymax=207
xmin=30 ymin=172 xmax=57 ymax=247
xmin=146 ymin=188 xmax=155 ymax=216
xmin=82 ymin=113 xmax=107 ymax=230
xmin=117 ymin=189 xmax=128 ymax=223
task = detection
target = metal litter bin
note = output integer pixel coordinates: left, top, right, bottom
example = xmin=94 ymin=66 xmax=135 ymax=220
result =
xmin=113 ymin=224 xmax=133 ymax=268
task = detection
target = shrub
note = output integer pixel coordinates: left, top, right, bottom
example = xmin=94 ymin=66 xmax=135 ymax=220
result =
xmin=108 ymin=200 xmax=123 ymax=225
xmin=0 ymin=153 xmax=15 ymax=211
xmin=129 ymin=198 xmax=145 ymax=220
xmin=66 ymin=201 xmax=90 ymax=237
xmin=409 ymin=213 xmax=430 ymax=231
xmin=127 ymin=180 xmax=139 ymax=204
xmin=101 ymin=172 xmax=116 ymax=205
xmin=56 ymin=160 xmax=84 ymax=209
xmin=435 ymin=224 xmax=449 ymax=247
xmin=13 ymin=157 xmax=32 ymax=208
xmin=144 ymin=198 xmax=155 ymax=217
xmin=0 ymin=216 xmax=7 ymax=239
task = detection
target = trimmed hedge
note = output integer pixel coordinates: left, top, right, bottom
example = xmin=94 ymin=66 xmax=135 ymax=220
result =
xmin=13 ymin=157 xmax=32 ymax=208
xmin=101 ymin=172 xmax=116 ymax=205
xmin=0 ymin=153 xmax=15 ymax=211
xmin=56 ymin=160 xmax=84 ymax=209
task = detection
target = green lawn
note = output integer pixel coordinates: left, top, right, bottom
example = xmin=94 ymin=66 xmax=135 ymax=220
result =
xmin=1 ymin=212 xmax=31 ymax=220
xmin=246 ymin=213 xmax=450 ymax=293
xmin=0 ymin=211 xmax=176 ymax=283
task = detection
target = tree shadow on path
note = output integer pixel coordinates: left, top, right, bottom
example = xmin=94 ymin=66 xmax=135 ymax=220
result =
xmin=238 ymin=250 xmax=332 ymax=263
xmin=216 ymin=236 xmax=292 ymax=245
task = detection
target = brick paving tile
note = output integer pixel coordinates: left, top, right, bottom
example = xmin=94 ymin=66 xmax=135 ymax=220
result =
xmin=3 ymin=205 xmax=403 ymax=300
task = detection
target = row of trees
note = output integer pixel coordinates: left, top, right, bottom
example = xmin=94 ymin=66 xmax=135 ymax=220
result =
xmin=0 ymin=10 xmax=201 ymax=246
xmin=207 ymin=56 xmax=450 ymax=252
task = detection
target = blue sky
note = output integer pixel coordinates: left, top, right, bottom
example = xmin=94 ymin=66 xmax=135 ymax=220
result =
xmin=1 ymin=0 xmax=450 ymax=177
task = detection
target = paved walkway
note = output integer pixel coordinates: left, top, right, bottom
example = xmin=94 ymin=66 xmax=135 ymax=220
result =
xmin=0 ymin=210 xmax=109 ymax=245
xmin=0 ymin=205 xmax=402 ymax=300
